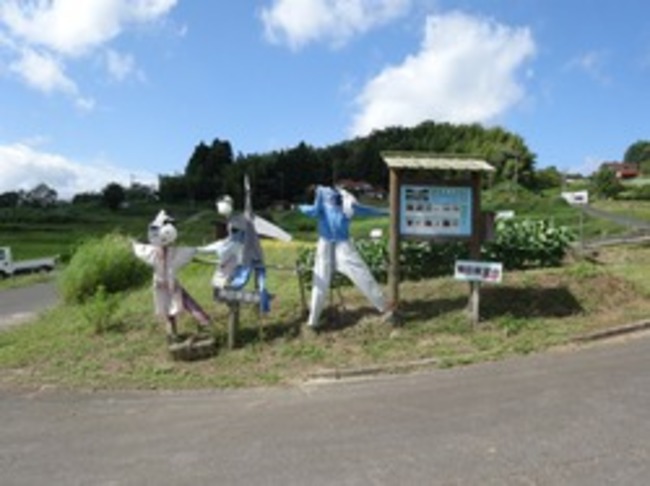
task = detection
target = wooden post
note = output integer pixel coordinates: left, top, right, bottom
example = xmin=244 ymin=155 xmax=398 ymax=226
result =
xmin=469 ymin=172 xmax=483 ymax=327
xmin=227 ymin=301 xmax=240 ymax=350
xmin=579 ymin=209 xmax=585 ymax=252
xmin=296 ymin=264 xmax=308 ymax=318
xmin=388 ymin=168 xmax=401 ymax=314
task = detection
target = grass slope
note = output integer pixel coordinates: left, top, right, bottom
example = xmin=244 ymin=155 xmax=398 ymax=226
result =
xmin=1 ymin=194 xmax=650 ymax=390
xmin=1 ymin=241 xmax=650 ymax=390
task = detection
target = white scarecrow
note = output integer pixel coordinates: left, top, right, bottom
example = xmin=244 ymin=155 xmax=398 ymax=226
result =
xmin=299 ymin=185 xmax=388 ymax=329
xmin=132 ymin=210 xmax=211 ymax=342
xmin=198 ymin=176 xmax=292 ymax=313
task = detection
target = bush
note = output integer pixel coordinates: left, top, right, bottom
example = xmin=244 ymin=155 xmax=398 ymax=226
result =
xmin=483 ymin=219 xmax=575 ymax=269
xmin=590 ymin=168 xmax=624 ymax=199
xmin=59 ymin=232 xmax=150 ymax=304
xmin=296 ymin=218 xmax=574 ymax=286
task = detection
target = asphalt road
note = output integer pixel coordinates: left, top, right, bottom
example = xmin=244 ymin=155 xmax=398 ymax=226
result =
xmin=579 ymin=204 xmax=650 ymax=231
xmin=0 ymin=281 xmax=59 ymax=330
xmin=2 ymin=332 xmax=650 ymax=485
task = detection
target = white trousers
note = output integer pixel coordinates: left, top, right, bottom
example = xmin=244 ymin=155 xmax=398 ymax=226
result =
xmin=307 ymin=238 xmax=386 ymax=327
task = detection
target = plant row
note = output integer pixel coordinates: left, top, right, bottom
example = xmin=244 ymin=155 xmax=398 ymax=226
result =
xmin=298 ymin=218 xmax=575 ymax=286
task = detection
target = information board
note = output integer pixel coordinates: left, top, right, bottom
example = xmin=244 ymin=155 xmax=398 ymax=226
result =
xmin=400 ymin=185 xmax=472 ymax=237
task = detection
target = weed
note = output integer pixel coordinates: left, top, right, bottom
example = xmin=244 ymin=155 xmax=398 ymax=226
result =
xmin=567 ymin=260 xmax=604 ymax=280
xmin=80 ymin=286 xmax=122 ymax=334
xmin=496 ymin=313 xmax=530 ymax=336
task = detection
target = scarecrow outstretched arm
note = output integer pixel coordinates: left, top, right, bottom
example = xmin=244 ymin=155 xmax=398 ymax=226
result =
xmin=132 ymin=241 xmax=156 ymax=266
xmin=351 ymin=203 xmax=389 ymax=218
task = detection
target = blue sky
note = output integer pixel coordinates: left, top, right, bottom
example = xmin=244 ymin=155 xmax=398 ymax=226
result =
xmin=1 ymin=0 xmax=649 ymax=199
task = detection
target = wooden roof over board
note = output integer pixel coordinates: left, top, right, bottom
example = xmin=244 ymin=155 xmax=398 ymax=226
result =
xmin=382 ymin=152 xmax=495 ymax=172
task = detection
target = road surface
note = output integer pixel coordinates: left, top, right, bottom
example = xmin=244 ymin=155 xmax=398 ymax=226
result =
xmin=579 ymin=204 xmax=650 ymax=231
xmin=2 ymin=332 xmax=650 ymax=485
xmin=0 ymin=281 xmax=59 ymax=330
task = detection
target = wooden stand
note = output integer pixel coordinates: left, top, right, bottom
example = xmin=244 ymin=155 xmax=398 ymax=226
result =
xmin=382 ymin=152 xmax=495 ymax=328
xmin=168 ymin=334 xmax=216 ymax=361
xmin=214 ymin=288 xmax=264 ymax=350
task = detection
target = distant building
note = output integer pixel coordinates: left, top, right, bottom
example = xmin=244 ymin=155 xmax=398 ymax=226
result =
xmin=600 ymin=161 xmax=639 ymax=179
xmin=336 ymin=179 xmax=387 ymax=199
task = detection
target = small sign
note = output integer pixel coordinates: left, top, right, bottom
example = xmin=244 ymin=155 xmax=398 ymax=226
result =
xmin=561 ymin=190 xmax=589 ymax=205
xmin=214 ymin=288 xmax=262 ymax=304
xmin=454 ymin=260 xmax=503 ymax=283
xmin=495 ymin=210 xmax=515 ymax=220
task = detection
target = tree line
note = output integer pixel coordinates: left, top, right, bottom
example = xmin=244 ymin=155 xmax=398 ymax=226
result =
xmin=2 ymin=121 xmax=647 ymax=210
xmin=159 ymin=121 xmax=541 ymax=209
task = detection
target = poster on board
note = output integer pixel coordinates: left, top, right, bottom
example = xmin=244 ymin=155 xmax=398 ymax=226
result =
xmin=400 ymin=185 xmax=472 ymax=237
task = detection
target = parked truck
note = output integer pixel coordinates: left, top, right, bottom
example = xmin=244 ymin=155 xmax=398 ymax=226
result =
xmin=0 ymin=246 xmax=57 ymax=277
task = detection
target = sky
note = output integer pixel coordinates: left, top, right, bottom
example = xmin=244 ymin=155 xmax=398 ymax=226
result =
xmin=1 ymin=0 xmax=649 ymax=199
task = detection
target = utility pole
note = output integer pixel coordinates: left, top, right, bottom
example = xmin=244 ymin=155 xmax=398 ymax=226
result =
xmin=513 ymin=153 xmax=519 ymax=201
xmin=501 ymin=149 xmax=521 ymax=202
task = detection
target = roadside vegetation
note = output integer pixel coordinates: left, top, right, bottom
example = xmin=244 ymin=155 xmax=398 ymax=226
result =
xmin=1 ymin=189 xmax=650 ymax=390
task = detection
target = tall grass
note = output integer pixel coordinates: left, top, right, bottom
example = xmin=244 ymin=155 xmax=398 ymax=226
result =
xmin=58 ymin=232 xmax=150 ymax=304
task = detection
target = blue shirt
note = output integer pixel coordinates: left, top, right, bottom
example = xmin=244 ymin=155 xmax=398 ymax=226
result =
xmin=299 ymin=186 xmax=387 ymax=242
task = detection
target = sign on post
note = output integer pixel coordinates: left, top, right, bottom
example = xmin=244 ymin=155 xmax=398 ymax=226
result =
xmin=561 ymin=190 xmax=589 ymax=205
xmin=454 ymin=260 xmax=503 ymax=284
xmin=382 ymin=152 xmax=496 ymax=326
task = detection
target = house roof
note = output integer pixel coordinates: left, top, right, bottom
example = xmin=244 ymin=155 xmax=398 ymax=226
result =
xmin=381 ymin=151 xmax=495 ymax=172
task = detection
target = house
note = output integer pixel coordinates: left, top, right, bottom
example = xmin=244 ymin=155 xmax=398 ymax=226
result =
xmin=336 ymin=179 xmax=387 ymax=199
xmin=600 ymin=161 xmax=639 ymax=179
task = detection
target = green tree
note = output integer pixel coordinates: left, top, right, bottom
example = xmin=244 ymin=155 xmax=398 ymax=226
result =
xmin=590 ymin=167 xmax=623 ymax=199
xmin=534 ymin=166 xmax=564 ymax=191
xmin=125 ymin=182 xmax=156 ymax=202
xmin=72 ymin=192 xmax=102 ymax=206
xmin=0 ymin=191 xmax=21 ymax=208
xmin=185 ymin=138 xmax=233 ymax=201
xmin=158 ymin=175 xmax=188 ymax=203
xmin=624 ymin=140 xmax=650 ymax=175
xmin=102 ymin=182 xmax=126 ymax=211
xmin=23 ymin=183 xmax=57 ymax=207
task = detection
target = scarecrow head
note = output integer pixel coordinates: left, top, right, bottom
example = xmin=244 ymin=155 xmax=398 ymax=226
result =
xmin=148 ymin=210 xmax=177 ymax=247
xmin=216 ymin=195 xmax=234 ymax=218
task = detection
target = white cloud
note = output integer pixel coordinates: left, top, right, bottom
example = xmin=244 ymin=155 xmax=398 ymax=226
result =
xmin=0 ymin=142 xmax=157 ymax=200
xmin=105 ymin=49 xmax=141 ymax=82
xmin=9 ymin=47 xmax=76 ymax=94
xmin=8 ymin=47 xmax=97 ymax=109
xmin=0 ymin=0 xmax=177 ymax=56
xmin=350 ymin=12 xmax=536 ymax=136
xmin=566 ymin=50 xmax=611 ymax=85
xmin=0 ymin=0 xmax=177 ymax=100
xmin=1 ymin=0 xmax=123 ymax=57
xmin=260 ymin=0 xmax=411 ymax=50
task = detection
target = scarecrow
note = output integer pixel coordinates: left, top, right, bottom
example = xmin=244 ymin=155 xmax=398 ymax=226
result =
xmin=299 ymin=185 xmax=388 ymax=329
xmin=132 ymin=210 xmax=211 ymax=343
xmin=198 ymin=176 xmax=292 ymax=313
